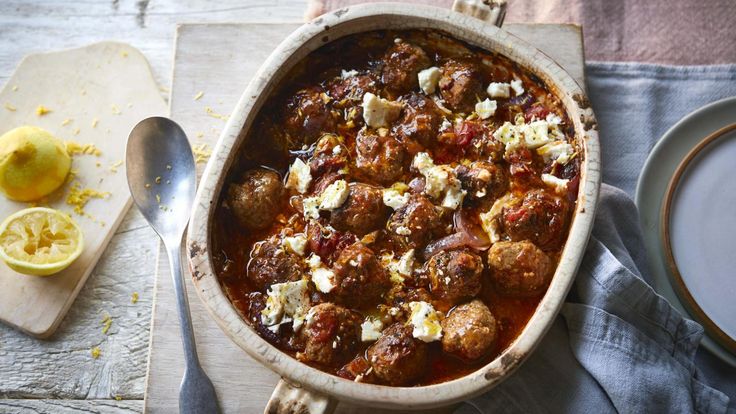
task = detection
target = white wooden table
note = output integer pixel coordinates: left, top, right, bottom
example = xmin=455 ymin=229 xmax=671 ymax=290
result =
xmin=0 ymin=1 xmax=306 ymax=412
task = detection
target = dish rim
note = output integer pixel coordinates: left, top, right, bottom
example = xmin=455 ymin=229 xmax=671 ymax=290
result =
xmin=186 ymin=3 xmax=601 ymax=408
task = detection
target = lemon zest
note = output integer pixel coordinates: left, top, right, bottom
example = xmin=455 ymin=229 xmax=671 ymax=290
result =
xmin=194 ymin=91 xmax=204 ymax=101
xmin=65 ymin=141 xmax=102 ymax=156
xmin=193 ymin=143 xmax=212 ymax=164
xmin=101 ymin=314 xmax=112 ymax=334
xmin=36 ymin=105 xmax=51 ymax=116
xmin=66 ymin=182 xmax=110 ymax=215
xmin=205 ymin=106 xmax=229 ymax=121
xmin=4 ymin=103 xmax=17 ymax=111
xmin=91 ymin=347 xmax=101 ymax=359
xmin=131 ymin=292 xmax=139 ymax=304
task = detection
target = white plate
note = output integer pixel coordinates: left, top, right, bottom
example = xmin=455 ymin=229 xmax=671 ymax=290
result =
xmin=636 ymin=97 xmax=736 ymax=367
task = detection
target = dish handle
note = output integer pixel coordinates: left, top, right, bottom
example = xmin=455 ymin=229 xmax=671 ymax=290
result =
xmin=452 ymin=0 xmax=508 ymax=27
xmin=264 ymin=378 xmax=337 ymax=414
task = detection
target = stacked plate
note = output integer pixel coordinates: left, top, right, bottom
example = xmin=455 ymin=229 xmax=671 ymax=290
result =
xmin=637 ymin=97 xmax=736 ymax=366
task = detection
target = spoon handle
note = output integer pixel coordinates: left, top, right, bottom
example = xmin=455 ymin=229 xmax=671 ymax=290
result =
xmin=166 ymin=241 xmax=200 ymax=368
xmin=165 ymin=241 xmax=220 ymax=413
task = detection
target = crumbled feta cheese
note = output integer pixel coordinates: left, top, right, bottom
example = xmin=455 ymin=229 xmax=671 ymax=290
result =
xmin=418 ymin=67 xmax=442 ymax=95
xmin=332 ymin=145 xmax=343 ymax=155
xmin=306 ymin=253 xmax=336 ymax=293
xmin=486 ymin=82 xmax=511 ymax=98
xmin=319 ymin=179 xmax=349 ymax=210
xmin=479 ymin=193 xmax=515 ymax=243
xmin=282 ymin=234 xmax=307 ymax=256
xmin=510 ymin=79 xmax=525 ymax=96
xmin=537 ymin=140 xmax=574 ymax=165
xmin=302 ymin=196 xmax=320 ymax=220
xmin=475 ymin=98 xmax=497 ymax=119
xmin=408 ymin=301 xmax=442 ymax=342
xmin=541 ymin=173 xmax=569 ymax=194
xmin=520 ymin=120 xmax=553 ymax=149
xmin=341 ymin=69 xmax=359 ymax=79
xmin=441 ymin=177 xmax=466 ymax=210
xmin=382 ymin=187 xmax=410 ymax=210
xmin=361 ymin=318 xmax=384 ymax=342
xmin=261 ymin=280 xmax=310 ymax=331
xmin=493 ymin=117 xmax=563 ymax=153
xmin=546 ymin=113 xmax=563 ymax=125
xmin=396 ymin=249 xmax=415 ymax=276
xmin=440 ymin=118 xmax=452 ymax=132
xmin=285 ymin=158 xmax=312 ymax=194
xmin=311 ymin=267 xmax=337 ymax=293
xmin=307 ymin=253 xmax=322 ymax=269
xmin=395 ymin=226 xmax=412 ymax=236
xmin=362 ymin=92 xmax=402 ymax=128
xmin=411 ymin=152 xmax=465 ymax=210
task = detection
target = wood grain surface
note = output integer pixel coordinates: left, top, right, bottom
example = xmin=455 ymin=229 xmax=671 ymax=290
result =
xmin=0 ymin=1 xmax=306 ymax=412
xmin=146 ymin=22 xmax=584 ymax=413
xmin=0 ymin=41 xmax=167 ymax=338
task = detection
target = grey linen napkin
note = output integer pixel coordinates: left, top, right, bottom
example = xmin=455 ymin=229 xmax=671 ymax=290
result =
xmin=456 ymin=63 xmax=736 ymax=414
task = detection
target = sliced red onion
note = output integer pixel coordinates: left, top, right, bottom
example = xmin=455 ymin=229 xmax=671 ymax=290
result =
xmin=423 ymin=211 xmax=491 ymax=258
xmin=453 ymin=209 xmax=491 ymax=250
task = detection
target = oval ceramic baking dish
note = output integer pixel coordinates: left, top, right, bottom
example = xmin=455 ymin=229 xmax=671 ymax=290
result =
xmin=187 ymin=2 xmax=600 ymax=412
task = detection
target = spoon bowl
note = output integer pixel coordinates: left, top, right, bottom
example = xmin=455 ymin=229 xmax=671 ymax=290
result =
xmin=126 ymin=117 xmax=219 ymax=414
xmin=126 ymin=117 xmax=196 ymax=241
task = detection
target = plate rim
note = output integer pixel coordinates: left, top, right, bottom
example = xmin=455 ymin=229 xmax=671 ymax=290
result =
xmin=660 ymin=123 xmax=736 ymax=353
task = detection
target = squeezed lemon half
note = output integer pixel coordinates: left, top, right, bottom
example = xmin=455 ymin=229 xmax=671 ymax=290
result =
xmin=0 ymin=207 xmax=84 ymax=276
xmin=0 ymin=126 xmax=71 ymax=201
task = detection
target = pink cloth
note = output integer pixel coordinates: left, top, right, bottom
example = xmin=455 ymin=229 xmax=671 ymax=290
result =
xmin=305 ymin=0 xmax=736 ymax=64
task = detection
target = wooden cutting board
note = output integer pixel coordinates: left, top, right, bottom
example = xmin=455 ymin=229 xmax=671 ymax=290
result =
xmin=145 ymin=22 xmax=584 ymax=413
xmin=0 ymin=42 xmax=167 ymax=338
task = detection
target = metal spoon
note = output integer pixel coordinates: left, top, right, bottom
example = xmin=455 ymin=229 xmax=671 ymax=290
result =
xmin=126 ymin=117 xmax=219 ymax=414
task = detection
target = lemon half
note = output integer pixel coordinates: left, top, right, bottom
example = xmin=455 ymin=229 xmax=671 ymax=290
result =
xmin=0 ymin=207 xmax=84 ymax=276
xmin=0 ymin=126 xmax=71 ymax=201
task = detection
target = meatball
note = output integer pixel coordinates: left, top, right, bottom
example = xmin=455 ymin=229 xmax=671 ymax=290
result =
xmin=332 ymin=242 xmax=391 ymax=308
xmin=393 ymin=93 xmax=443 ymax=151
xmin=284 ymin=87 xmax=337 ymax=144
xmin=387 ymin=194 xmax=441 ymax=248
xmin=330 ymin=183 xmax=389 ymax=236
xmin=226 ymin=168 xmax=284 ymax=231
xmin=367 ymin=323 xmax=428 ymax=385
xmin=246 ymin=236 xmax=304 ymax=290
xmin=487 ymin=240 xmax=553 ymax=297
xmin=456 ymin=161 xmax=508 ymax=205
xmin=505 ymin=147 xmax=543 ymax=188
xmin=298 ymin=303 xmax=362 ymax=367
xmin=355 ymin=128 xmax=407 ymax=185
xmin=309 ymin=134 xmax=348 ymax=178
xmin=441 ymin=300 xmax=497 ymax=360
xmin=327 ymin=72 xmax=380 ymax=107
xmin=381 ymin=42 xmax=431 ymax=98
xmin=438 ymin=58 xmax=484 ymax=113
xmin=306 ymin=221 xmax=357 ymax=264
xmin=502 ymin=189 xmax=570 ymax=251
xmin=425 ymin=249 xmax=483 ymax=305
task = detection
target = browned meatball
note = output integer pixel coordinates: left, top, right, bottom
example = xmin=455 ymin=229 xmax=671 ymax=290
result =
xmin=393 ymin=93 xmax=443 ymax=151
xmin=438 ymin=58 xmax=484 ymax=113
xmin=355 ymin=128 xmax=407 ymax=185
xmin=246 ymin=236 xmax=304 ymax=290
xmin=456 ymin=161 xmax=508 ymax=205
xmin=330 ymin=183 xmax=389 ymax=236
xmin=284 ymin=87 xmax=337 ymax=144
xmin=305 ymin=221 xmax=358 ymax=264
xmin=331 ymin=242 xmax=391 ymax=308
xmin=381 ymin=42 xmax=431 ymax=98
xmin=505 ymin=147 xmax=544 ymax=188
xmin=502 ymin=189 xmax=570 ymax=251
xmin=298 ymin=303 xmax=362 ymax=367
xmin=327 ymin=72 xmax=380 ymax=107
xmin=387 ymin=194 xmax=441 ymax=248
xmin=309 ymin=134 xmax=349 ymax=178
xmin=425 ymin=249 xmax=483 ymax=305
xmin=226 ymin=168 xmax=283 ymax=231
xmin=487 ymin=240 xmax=553 ymax=297
xmin=441 ymin=300 xmax=497 ymax=360
xmin=367 ymin=323 xmax=428 ymax=385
